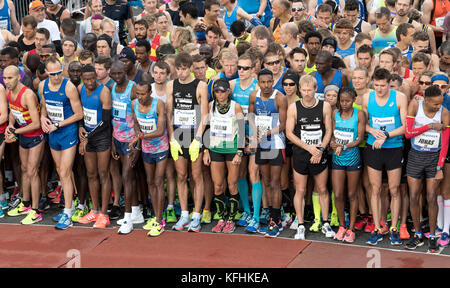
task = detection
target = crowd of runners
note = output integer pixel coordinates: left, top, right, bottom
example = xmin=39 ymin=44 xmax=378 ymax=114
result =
xmin=0 ymin=0 xmax=448 ymax=254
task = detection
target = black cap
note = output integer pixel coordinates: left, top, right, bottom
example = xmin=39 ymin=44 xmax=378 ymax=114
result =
xmin=213 ymin=78 xmax=230 ymax=92
xmin=322 ymin=37 xmax=337 ymax=51
xmin=119 ymin=46 xmax=136 ymax=64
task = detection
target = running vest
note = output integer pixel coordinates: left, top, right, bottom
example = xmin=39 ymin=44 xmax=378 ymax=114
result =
xmin=172 ymin=78 xmax=201 ymax=140
xmin=0 ymin=0 xmax=10 ymax=31
xmin=232 ymin=78 xmax=257 ymax=122
xmin=18 ymin=35 xmax=36 ymax=53
xmin=273 ymin=17 xmax=294 ymax=44
xmin=112 ymin=80 xmax=135 ymax=142
xmin=45 ymin=6 xmax=65 ymax=28
xmin=333 ymin=108 xmax=360 ymax=167
xmin=80 ymin=84 xmax=104 ymax=132
xmin=239 ymin=0 xmax=260 ymax=14
xmin=372 ymin=27 xmax=397 ymax=55
xmin=224 ymin=5 xmax=239 ymax=34
xmin=293 ymin=99 xmax=325 ymax=159
xmin=219 ymin=71 xmax=239 ymax=81
xmin=165 ymin=3 xmax=182 ymax=26
xmin=43 ymin=78 xmax=77 ymax=132
xmin=411 ymin=100 xmax=443 ymax=152
xmin=134 ymin=97 xmax=169 ymax=153
xmin=337 ymin=41 xmax=355 ymax=59
xmin=151 ymin=83 xmax=166 ymax=103
xmin=367 ymin=89 xmax=403 ymax=148
xmin=254 ymin=90 xmax=285 ymax=149
xmin=431 ymin=0 xmax=449 ymax=37
xmin=314 ymin=69 xmax=343 ymax=101
xmin=7 ymin=86 xmax=43 ymax=137
xmin=209 ymin=100 xmax=238 ymax=153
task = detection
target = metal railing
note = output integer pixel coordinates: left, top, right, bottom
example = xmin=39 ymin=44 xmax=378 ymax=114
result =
xmin=15 ymin=0 xmax=87 ymax=23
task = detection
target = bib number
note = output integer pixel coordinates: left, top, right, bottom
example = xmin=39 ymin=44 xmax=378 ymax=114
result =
xmin=372 ymin=116 xmax=395 ymax=132
xmin=112 ymin=101 xmax=127 ymax=121
xmin=0 ymin=20 xmax=8 ymax=30
xmin=255 ymin=115 xmax=272 ymax=134
xmin=436 ymin=17 xmax=445 ymax=28
xmin=210 ymin=116 xmax=233 ymax=138
xmin=11 ymin=109 xmax=27 ymax=126
xmin=414 ymin=130 xmax=440 ymax=150
xmin=174 ymin=109 xmax=196 ymax=128
xmin=334 ymin=130 xmax=354 ymax=145
xmin=138 ymin=117 xmax=157 ymax=134
xmin=301 ymin=130 xmax=323 ymax=146
xmin=241 ymin=105 xmax=249 ymax=121
xmin=46 ymin=104 xmax=64 ymax=123
xmin=83 ymin=108 xmax=97 ymax=128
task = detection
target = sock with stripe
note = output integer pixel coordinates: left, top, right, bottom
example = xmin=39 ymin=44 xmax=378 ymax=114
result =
xmin=214 ymin=194 xmax=226 ymax=219
xmin=251 ymin=181 xmax=263 ymax=221
xmin=228 ymin=194 xmax=240 ymax=220
xmin=237 ymin=178 xmax=251 ymax=215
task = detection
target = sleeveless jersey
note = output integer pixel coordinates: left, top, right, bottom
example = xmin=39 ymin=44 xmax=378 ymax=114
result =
xmin=172 ymin=78 xmax=201 ymax=141
xmin=209 ymin=100 xmax=238 ymax=153
xmin=337 ymin=41 xmax=355 ymax=59
xmin=80 ymin=84 xmax=104 ymax=132
xmin=254 ymin=90 xmax=285 ymax=149
xmin=224 ymin=5 xmax=239 ymax=34
xmin=333 ymin=108 xmax=360 ymax=166
xmin=0 ymin=0 xmax=10 ymax=31
xmin=151 ymin=83 xmax=166 ymax=103
xmin=7 ymin=86 xmax=43 ymax=137
xmin=314 ymin=69 xmax=343 ymax=101
xmin=431 ymin=0 xmax=450 ymax=36
xmin=232 ymin=78 xmax=257 ymax=123
xmin=372 ymin=26 xmax=398 ymax=55
xmin=134 ymin=97 xmax=169 ymax=153
xmin=367 ymin=89 xmax=403 ymax=148
xmin=411 ymin=100 xmax=443 ymax=152
xmin=112 ymin=80 xmax=135 ymax=142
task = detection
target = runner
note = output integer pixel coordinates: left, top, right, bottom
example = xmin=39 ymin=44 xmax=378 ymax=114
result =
xmin=39 ymin=56 xmax=83 ymax=230
xmin=0 ymin=79 xmax=7 ymax=214
xmin=77 ymin=64 xmax=113 ymax=229
xmin=330 ymin=87 xmax=365 ymax=243
xmin=285 ymin=74 xmax=334 ymax=240
xmin=5 ymin=65 xmax=45 ymax=225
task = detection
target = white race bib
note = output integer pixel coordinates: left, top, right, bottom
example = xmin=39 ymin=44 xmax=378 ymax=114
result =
xmin=211 ymin=116 xmax=233 ymax=137
xmin=83 ymin=108 xmax=97 ymax=127
xmin=372 ymin=116 xmax=395 ymax=132
xmin=414 ymin=130 xmax=440 ymax=150
xmin=255 ymin=115 xmax=272 ymax=133
xmin=112 ymin=101 xmax=127 ymax=121
xmin=46 ymin=104 xmax=64 ymax=123
xmin=174 ymin=109 xmax=196 ymax=128
xmin=334 ymin=130 xmax=354 ymax=145
xmin=137 ymin=117 xmax=157 ymax=133
xmin=301 ymin=130 xmax=323 ymax=146
xmin=0 ymin=20 xmax=8 ymax=30
xmin=315 ymin=93 xmax=325 ymax=101
xmin=11 ymin=109 xmax=27 ymax=126
xmin=436 ymin=17 xmax=445 ymax=28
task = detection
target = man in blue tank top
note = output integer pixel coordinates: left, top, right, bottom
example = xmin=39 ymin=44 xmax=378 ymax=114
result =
xmin=312 ymin=51 xmax=348 ymax=101
xmin=0 ymin=0 xmax=20 ymax=35
xmin=362 ymin=68 xmax=408 ymax=246
xmin=39 ymin=57 xmax=83 ymax=230
xmin=77 ymin=65 xmax=113 ymax=229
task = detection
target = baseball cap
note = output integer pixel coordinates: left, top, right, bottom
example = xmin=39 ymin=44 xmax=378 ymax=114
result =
xmin=213 ymin=78 xmax=230 ymax=92
xmin=119 ymin=46 xmax=137 ymax=64
xmin=29 ymin=1 xmax=45 ymax=12
xmin=44 ymin=0 xmax=61 ymax=4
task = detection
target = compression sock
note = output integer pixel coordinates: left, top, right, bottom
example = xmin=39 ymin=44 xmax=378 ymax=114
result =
xmin=238 ymin=178 xmax=251 ymax=215
xmin=228 ymin=194 xmax=240 ymax=220
xmin=312 ymin=192 xmax=321 ymax=222
xmin=444 ymin=200 xmax=450 ymax=234
xmin=251 ymin=181 xmax=263 ymax=220
xmin=331 ymin=191 xmax=338 ymax=217
xmin=437 ymin=195 xmax=444 ymax=230
xmin=214 ymin=194 xmax=227 ymax=219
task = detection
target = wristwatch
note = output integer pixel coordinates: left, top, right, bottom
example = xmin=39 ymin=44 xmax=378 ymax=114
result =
xmin=437 ymin=165 xmax=443 ymax=171
xmin=343 ymin=144 xmax=347 ymax=150
xmin=237 ymin=150 xmax=244 ymax=157
xmin=384 ymin=131 xmax=390 ymax=138
xmin=195 ymin=136 xmax=202 ymax=143
xmin=54 ymin=122 xmax=59 ymax=129
xmin=318 ymin=147 xmax=325 ymax=152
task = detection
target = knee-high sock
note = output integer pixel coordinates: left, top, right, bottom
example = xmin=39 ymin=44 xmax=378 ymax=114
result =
xmin=444 ymin=200 xmax=450 ymax=234
xmin=331 ymin=191 xmax=337 ymax=217
xmin=437 ymin=195 xmax=444 ymax=230
xmin=238 ymin=178 xmax=251 ymax=215
xmin=251 ymin=181 xmax=263 ymax=220
xmin=312 ymin=192 xmax=321 ymax=222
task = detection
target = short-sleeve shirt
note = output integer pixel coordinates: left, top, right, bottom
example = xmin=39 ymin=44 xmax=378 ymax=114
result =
xmin=102 ymin=0 xmax=131 ymax=40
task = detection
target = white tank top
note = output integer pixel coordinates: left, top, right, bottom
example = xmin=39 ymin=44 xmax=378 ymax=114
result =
xmin=151 ymin=83 xmax=166 ymax=103
xmin=412 ymin=100 xmax=443 ymax=152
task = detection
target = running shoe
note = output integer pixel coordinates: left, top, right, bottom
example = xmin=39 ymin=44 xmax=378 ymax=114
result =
xmin=72 ymin=206 xmax=89 ymax=222
xmin=212 ymin=219 xmax=226 ymax=233
xmin=259 ymin=208 xmax=269 ymax=225
xmin=309 ymin=219 xmax=321 ymax=232
xmin=7 ymin=201 xmax=31 ymax=217
xmin=236 ymin=211 xmax=251 ymax=227
xmin=354 ymin=216 xmax=368 ymax=231
xmin=428 ymin=237 xmax=439 ymax=253
xmin=404 ymin=234 xmax=425 ymax=250
xmin=0 ymin=199 xmax=8 ymax=210
xmin=222 ymin=220 xmax=236 ymax=233
xmin=265 ymin=220 xmax=281 ymax=238
xmin=53 ymin=211 xmax=64 ymax=222
xmin=172 ymin=216 xmax=190 ymax=231
xmin=109 ymin=205 xmax=121 ymax=220
xmin=55 ymin=213 xmax=73 ymax=230
xmin=8 ymin=197 xmax=21 ymax=210
xmin=281 ymin=213 xmax=292 ymax=229
xmin=93 ymin=213 xmax=110 ymax=228
xmin=188 ymin=217 xmax=201 ymax=232
xmin=21 ymin=210 xmax=42 ymax=225
xmin=48 ymin=185 xmax=61 ymax=199
xmin=330 ymin=212 xmax=339 ymax=227
xmin=389 ymin=229 xmax=402 ymax=246
xmin=38 ymin=197 xmax=51 ymax=212
xmin=321 ymin=222 xmax=336 ymax=238
xmin=399 ymin=224 xmax=410 ymax=240
xmin=142 ymin=206 xmax=152 ymax=220
xmin=143 ymin=217 xmax=156 ymax=230
xmin=213 ymin=211 xmax=221 ymax=220
xmin=234 ymin=211 xmax=243 ymax=221
xmin=78 ymin=210 xmax=99 ymax=224
xmin=0 ymin=208 xmax=3 ymax=218
xmin=364 ymin=216 xmax=375 ymax=233
xmin=290 ymin=216 xmax=299 ymax=230
xmin=50 ymin=190 xmax=62 ymax=204
xmin=166 ymin=207 xmax=177 ymax=223
xmin=366 ymin=230 xmax=383 ymax=246
xmin=10 ymin=186 xmax=19 ymax=201
xmin=147 ymin=220 xmax=165 ymax=237
xmin=294 ymin=225 xmax=306 ymax=240
xmin=334 ymin=226 xmax=347 ymax=241
xmin=380 ymin=221 xmax=389 ymax=235
xmin=117 ymin=212 xmax=145 ymax=225
xmin=439 ymin=232 xmax=449 ymax=247
xmin=257 ymin=225 xmax=269 ymax=235
xmin=425 ymin=227 xmax=443 ymax=238
xmin=245 ymin=218 xmax=259 ymax=233
xmin=118 ymin=220 xmax=133 ymax=235
xmin=200 ymin=209 xmax=211 ymax=224
xmin=343 ymin=229 xmax=356 ymax=243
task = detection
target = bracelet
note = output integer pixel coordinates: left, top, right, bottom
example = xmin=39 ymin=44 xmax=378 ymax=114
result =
xmin=140 ymin=133 xmax=144 ymax=140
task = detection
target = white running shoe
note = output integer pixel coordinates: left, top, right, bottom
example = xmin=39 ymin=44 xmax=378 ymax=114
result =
xmin=290 ymin=216 xmax=299 ymax=230
xmin=321 ymin=222 xmax=336 ymax=238
xmin=118 ymin=220 xmax=133 ymax=234
xmin=294 ymin=225 xmax=305 ymax=240
xmin=117 ymin=213 xmax=145 ymax=225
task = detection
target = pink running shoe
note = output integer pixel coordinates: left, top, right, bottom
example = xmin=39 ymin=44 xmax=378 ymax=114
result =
xmin=334 ymin=226 xmax=347 ymax=241
xmin=222 ymin=221 xmax=236 ymax=234
xmin=343 ymin=229 xmax=356 ymax=243
xmin=212 ymin=220 xmax=226 ymax=233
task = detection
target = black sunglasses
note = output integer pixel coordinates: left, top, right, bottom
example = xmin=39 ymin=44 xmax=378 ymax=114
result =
xmin=283 ymin=82 xmax=296 ymax=86
xmin=238 ymin=65 xmax=252 ymax=71
xmin=292 ymin=7 xmax=305 ymax=12
xmin=265 ymin=60 xmax=281 ymax=66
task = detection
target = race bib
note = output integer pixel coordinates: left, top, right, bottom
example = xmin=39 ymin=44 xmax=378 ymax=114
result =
xmin=372 ymin=116 xmax=395 ymax=132
xmin=334 ymin=130 xmax=354 ymax=145
xmin=138 ymin=117 xmax=157 ymax=134
xmin=315 ymin=93 xmax=325 ymax=101
xmin=241 ymin=105 xmax=249 ymax=121
xmin=174 ymin=109 xmax=196 ymax=128
xmin=46 ymin=104 xmax=64 ymax=123
xmin=210 ymin=116 xmax=233 ymax=138
xmin=436 ymin=17 xmax=445 ymax=28
xmin=301 ymin=130 xmax=323 ymax=146
xmin=112 ymin=101 xmax=127 ymax=121
xmin=0 ymin=20 xmax=8 ymax=30
xmin=11 ymin=109 xmax=27 ymax=126
xmin=255 ymin=115 xmax=272 ymax=134
xmin=414 ymin=130 xmax=440 ymax=150
xmin=83 ymin=108 xmax=97 ymax=128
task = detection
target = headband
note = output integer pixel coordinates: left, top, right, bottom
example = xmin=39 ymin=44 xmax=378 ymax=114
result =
xmin=431 ymin=74 xmax=449 ymax=84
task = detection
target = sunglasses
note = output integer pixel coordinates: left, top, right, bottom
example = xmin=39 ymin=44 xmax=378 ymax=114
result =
xmin=292 ymin=7 xmax=305 ymax=12
xmin=265 ymin=60 xmax=281 ymax=66
xmin=40 ymin=54 xmax=52 ymax=58
xmin=47 ymin=70 xmax=63 ymax=76
xmin=283 ymin=82 xmax=296 ymax=86
xmin=238 ymin=65 xmax=252 ymax=71
xmin=434 ymin=84 xmax=449 ymax=89
xmin=419 ymin=81 xmax=431 ymax=86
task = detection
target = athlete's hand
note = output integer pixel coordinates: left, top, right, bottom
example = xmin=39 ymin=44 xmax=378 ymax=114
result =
xmin=435 ymin=169 xmax=444 ymax=180
xmin=48 ymin=124 xmax=57 ymax=133
xmin=129 ymin=149 xmax=140 ymax=168
xmin=414 ymin=94 xmax=424 ymax=101
xmin=310 ymin=154 xmax=322 ymax=164
xmin=111 ymin=144 xmax=120 ymax=160
xmin=203 ymin=150 xmax=211 ymax=166
xmin=129 ymin=136 xmax=140 ymax=151
xmin=170 ymin=139 xmax=183 ymax=161
xmin=308 ymin=146 xmax=322 ymax=158
xmin=335 ymin=146 xmax=343 ymax=156
xmin=79 ymin=141 xmax=86 ymax=156
xmin=41 ymin=116 xmax=52 ymax=134
xmin=372 ymin=139 xmax=385 ymax=149
xmin=5 ymin=125 xmax=14 ymax=141
xmin=189 ymin=139 xmax=202 ymax=162
xmin=232 ymin=154 xmax=242 ymax=166
xmin=430 ymin=123 xmax=445 ymax=131
xmin=79 ymin=127 xmax=88 ymax=142
xmin=370 ymin=129 xmax=387 ymax=140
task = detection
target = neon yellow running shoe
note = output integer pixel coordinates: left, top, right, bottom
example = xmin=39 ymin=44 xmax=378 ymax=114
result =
xmin=234 ymin=210 xmax=243 ymax=221
xmin=71 ymin=206 xmax=89 ymax=222
xmin=201 ymin=209 xmax=211 ymax=224
xmin=8 ymin=201 xmax=31 ymax=217
xmin=147 ymin=220 xmax=165 ymax=237
xmin=309 ymin=219 xmax=321 ymax=232
xmin=21 ymin=209 xmax=43 ymax=225
xmin=143 ymin=217 xmax=156 ymax=230
xmin=166 ymin=208 xmax=177 ymax=223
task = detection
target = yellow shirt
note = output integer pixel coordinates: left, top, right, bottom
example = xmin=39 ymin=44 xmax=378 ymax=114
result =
xmin=190 ymin=67 xmax=217 ymax=80
xmin=304 ymin=57 xmax=317 ymax=74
